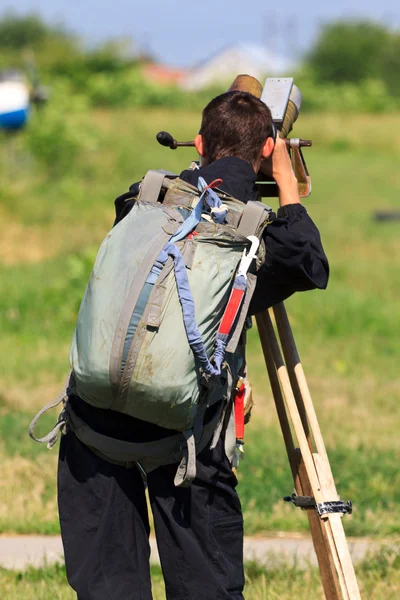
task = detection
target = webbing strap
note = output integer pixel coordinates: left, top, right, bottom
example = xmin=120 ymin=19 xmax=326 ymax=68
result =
xmin=210 ymin=366 xmax=234 ymax=450
xmin=109 ymin=228 xmax=175 ymax=400
xmin=121 ymin=261 xmax=163 ymax=371
xmin=158 ymin=242 xmax=219 ymax=376
xmin=138 ymin=170 xmax=176 ymax=203
xmin=62 ymin=388 xmax=227 ymax=486
xmin=238 ymin=201 xmax=270 ymax=238
xmin=217 ymin=276 xmax=247 ymax=337
xmin=226 ymin=273 xmax=257 ymax=354
xmin=146 ymin=258 xmax=174 ymax=328
xmin=28 ymin=372 xmax=71 ymax=449
xmin=168 ymin=176 xmax=223 ymax=244
xmin=174 ymin=430 xmax=196 ymax=487
xmin=65 ymin=402 xmax=183 ymax=466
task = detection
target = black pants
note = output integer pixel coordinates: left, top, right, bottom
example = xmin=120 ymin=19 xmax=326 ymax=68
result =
xmin=58 ymin=432 xmax=245 ymax=600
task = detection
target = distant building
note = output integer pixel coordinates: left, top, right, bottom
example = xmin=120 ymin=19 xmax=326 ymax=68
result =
xmin=182 ymin=43 xmax=295 ymax=90
xmin=142 ymin=63 xmax=187 ymax=86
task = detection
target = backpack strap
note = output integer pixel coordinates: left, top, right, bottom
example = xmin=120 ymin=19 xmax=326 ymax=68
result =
xmin=238 ymin=200 xmax=271 ymax=238
xmin=138 ymin=170 xmax=177 ymax=202
xmin=61 ymin=397 xmax=225 ymax=487
xmin=226 ymin=272 xmax=257 ymax=354
xmin=173 ymin=430 xmax=196 ymax=487
xmin=28 ymin=372 xmax=72 ymax=448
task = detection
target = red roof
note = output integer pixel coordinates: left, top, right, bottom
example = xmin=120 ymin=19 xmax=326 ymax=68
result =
xmin=142 ymin=64 xmax=187 ymax=85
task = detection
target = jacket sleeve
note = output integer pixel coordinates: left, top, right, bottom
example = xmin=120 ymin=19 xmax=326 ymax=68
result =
xmin=113 ymin=182 xmax=141 ymax=226
xmin=249 ymin=204 xmax=329 ymax=315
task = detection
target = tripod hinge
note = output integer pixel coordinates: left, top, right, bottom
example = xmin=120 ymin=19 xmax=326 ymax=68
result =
xmin=284 ymin=494 xmax=353 ymax=516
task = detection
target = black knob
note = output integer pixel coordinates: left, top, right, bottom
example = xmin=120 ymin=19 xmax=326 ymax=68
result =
xmin=156 ymin=131 xmax=175 ymax=148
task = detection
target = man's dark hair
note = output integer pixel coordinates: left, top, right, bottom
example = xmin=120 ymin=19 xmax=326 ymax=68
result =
xmin=200 ymin=91 xmax=274 ymax=165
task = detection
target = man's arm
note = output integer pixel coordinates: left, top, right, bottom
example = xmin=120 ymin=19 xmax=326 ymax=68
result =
xmin=260 ymin=137 xmax=300 ymax=208
xmin=250 ymin=139 xmax=329 ymax=315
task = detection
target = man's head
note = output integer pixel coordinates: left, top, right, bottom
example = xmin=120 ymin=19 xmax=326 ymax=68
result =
xmin=194 ymin=91 xmax=275 ymax=171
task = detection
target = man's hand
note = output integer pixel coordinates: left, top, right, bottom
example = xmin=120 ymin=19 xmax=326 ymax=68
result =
xmin=260 ymin=137 xmax=300 ymax=207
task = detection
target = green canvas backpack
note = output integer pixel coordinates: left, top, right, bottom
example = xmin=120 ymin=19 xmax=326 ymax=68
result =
xmin=29 ymin=170 xmax=271 ymax=486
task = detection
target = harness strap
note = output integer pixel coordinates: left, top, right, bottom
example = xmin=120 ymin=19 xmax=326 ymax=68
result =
xmin=110 ymin=227 xmax=177 ymax=401
xmin=174 ymin=430 xmax=196 ymax=487
xmin=210 ymin=365 xmax=234 ymax=450
xmin=64 ymin=402 xmax=184 ymax=468
xmin=138 ymin=170 xmax=176 ymax=203
xmin=28 ymin=372 xmax=71 ymax=449
xmin=62 ymin=389 xmax=227 ymax=486
xmin=238 ymin=200 xmax=270 ymax=238
xmin=226 ymin=272 xmax=257 ymax=354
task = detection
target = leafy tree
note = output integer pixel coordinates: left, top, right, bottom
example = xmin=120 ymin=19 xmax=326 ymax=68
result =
xmin=380 ymin=35 xmax=400 ymax=96
xmin=0 ymin=11 xmax=70 ymax=50
xmin=307 ymin=20 xmax=393 ymax=84
xmin=0 ymin=12 xmax=138 ymax=87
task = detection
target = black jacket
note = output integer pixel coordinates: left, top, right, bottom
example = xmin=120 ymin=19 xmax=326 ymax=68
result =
xmin=115 ymin=156 xmax=329 ymax=314
xmin=71 ymin=156 xmax=329 ymax=441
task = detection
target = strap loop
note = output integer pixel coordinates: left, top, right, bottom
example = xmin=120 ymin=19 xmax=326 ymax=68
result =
xmin=28 ymin=372 xmax=72 ymax=449
xmin=174 ymin=430 xmax=197 ymax=488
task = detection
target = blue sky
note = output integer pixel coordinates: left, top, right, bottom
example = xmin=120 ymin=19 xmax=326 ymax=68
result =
xmin=3 ymin=0 xmax=400 ymax=67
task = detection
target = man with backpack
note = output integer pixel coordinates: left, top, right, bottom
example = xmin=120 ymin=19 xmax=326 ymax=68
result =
xmin=54 ymin=90 xmax=329 ymax=600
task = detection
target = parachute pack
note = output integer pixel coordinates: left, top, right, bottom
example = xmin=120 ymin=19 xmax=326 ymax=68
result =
xmin=29 ymin=170 xmax=271 ymax=486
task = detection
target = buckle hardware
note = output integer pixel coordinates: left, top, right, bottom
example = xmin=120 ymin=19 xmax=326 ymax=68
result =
xmin=284 ymin=494 xmax=353 ymax=517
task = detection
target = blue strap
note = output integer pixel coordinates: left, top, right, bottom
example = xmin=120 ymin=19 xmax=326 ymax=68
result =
xmin=170 ymin=176 xmax=227 ymax=244
xmin=197 ymin=177 xmax=227 ymax=224
xmin=121 ymin=178 xmax=230 ymax=376
xmin=158 ymin=242 xmax=222 ymax=376
xmin=170 ymin=190 xmax=206 ymax=243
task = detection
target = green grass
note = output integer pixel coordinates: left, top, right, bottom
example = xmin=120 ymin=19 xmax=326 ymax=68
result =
xmin=239 ymin=428 xmax=400 ymax=537
xmin=2 ymin=546 xmax=400 ymax=599
xmin=0 ymin=108 xmax=399 ymax=536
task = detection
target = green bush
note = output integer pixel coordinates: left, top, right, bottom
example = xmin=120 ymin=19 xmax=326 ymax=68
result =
xmin=305 ymin=19 xmax=400 ymax=104
xmin=296 ymin=71 xmax=399 ymax=113
xmin=23 ymin=81 xmax=99 ymax=174
xmin=307 ymin=20 xmax=393 ymax=84
xmin=84 ymin=67 xmax=225 ymax=110
xmin=82 ymin=65 xmax=400 ymax=113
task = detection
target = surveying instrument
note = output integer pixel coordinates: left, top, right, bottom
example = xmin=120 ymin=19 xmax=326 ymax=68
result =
xmin=157 ymin=75 xmax=362 ymax=600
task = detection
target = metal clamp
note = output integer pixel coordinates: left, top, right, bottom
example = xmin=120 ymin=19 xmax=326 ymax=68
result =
xmin=316 ymin=501 xmax=353 ymax=517
xmin=284 ymin=494 xmax=353 ymax=516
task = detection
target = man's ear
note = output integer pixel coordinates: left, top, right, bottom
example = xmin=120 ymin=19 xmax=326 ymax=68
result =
xmin=194 ymin=134 xmax=205 ymax=157
xmin=261 ymin=136 xmax=275 ymax=159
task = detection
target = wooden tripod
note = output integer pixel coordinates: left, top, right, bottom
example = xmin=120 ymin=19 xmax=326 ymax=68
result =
xmin=255 ymin=303 xmax=362 ymax=600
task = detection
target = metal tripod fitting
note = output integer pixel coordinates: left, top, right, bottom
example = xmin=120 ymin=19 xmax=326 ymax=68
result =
xmin=284 ymin=494 xmax=353 ymax=517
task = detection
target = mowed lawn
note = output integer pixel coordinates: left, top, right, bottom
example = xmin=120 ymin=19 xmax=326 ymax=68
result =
xmin=0 ymin=108 xmax=399 ymax=539
xmin=2 ymin=546 xmax=400 ymax=600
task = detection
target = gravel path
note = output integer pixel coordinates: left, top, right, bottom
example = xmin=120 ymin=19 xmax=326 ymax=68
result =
xmin=0 ymin=534 xmax=381 ymax=571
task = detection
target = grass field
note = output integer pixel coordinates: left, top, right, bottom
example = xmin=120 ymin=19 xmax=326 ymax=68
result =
xmin=0 ymin=108 xmax=399 ymax=543
xmin=2 ymin=545 xmax=400 ymax=599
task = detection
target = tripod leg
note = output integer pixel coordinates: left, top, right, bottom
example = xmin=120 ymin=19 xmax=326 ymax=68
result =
xmin=272 ymin=303 xmax=361 ymax=598
xmin=255 ymin=308 xmax=362 ymax=600
xmin=273 ymin=303 xmax=332 ymax=474
xmin=256 ymin=311 xmax=300 ymax=487
xmin=256 ymin=311 xmax=323 ymax=502
xmin=257 ymin=312 xmax=343 ymax=598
